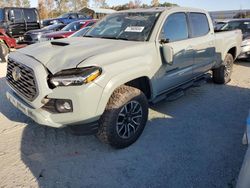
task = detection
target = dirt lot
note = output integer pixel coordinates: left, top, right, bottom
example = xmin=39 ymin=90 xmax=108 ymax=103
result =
xmin=0 ymin=62 xmax=250 ymax=188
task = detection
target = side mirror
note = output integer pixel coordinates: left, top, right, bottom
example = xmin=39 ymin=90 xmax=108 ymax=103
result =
xmin=160 ymin=38 xmax=170 ymax=44
xmin=161 ymin=45 xmax=174 ymax=65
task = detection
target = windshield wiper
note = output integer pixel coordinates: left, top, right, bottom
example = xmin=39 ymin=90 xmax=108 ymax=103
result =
xmin=100 ymin=36 xmax=117 ymax=39
xmin=100 ymin=36 xmax=129 ymax=41
xmin=117 ymin=37 xmax=129 ymax=41
xmin=84 ymin=35 xmax=94 ymax=38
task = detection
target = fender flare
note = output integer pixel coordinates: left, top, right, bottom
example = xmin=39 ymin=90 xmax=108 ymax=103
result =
xmin=95 ymin=68 xmax=152 ymax=116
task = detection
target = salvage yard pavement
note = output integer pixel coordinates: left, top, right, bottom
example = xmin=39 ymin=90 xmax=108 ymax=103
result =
xmin=0 ymin=62 xmax=250 ymax=187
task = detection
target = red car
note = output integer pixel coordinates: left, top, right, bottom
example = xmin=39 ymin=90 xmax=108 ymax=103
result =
xmin=43 ymin=19 xmax=97 ymax=40
xmin=0 ymin=29 xmax=26 ymax=62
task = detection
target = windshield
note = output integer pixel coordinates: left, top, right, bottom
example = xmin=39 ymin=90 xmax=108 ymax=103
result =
xmin=58 ymin=13 xmax=70 ymax=18
xmin=70 ymin=27 xmax=91 ymax=37
xmin=85 ymin=12 xmax=161 ymax=41
xmin=43 ymin=24 xmax=65 ymax=30
xmin=219 ymin=20 xmax=250 ymax=33
xmin=0 ymin=9 xmax=4 ymax=22
xmin=62 ymin=21 xmax=85 ymax=32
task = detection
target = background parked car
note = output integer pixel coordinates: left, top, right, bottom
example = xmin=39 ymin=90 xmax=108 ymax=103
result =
xmin=23 ymin=23 xmax=66 ymax=44
xmin=0 ymin=29 xmax=26 ymax=62
xmin=42 ymin=12 xmax=91 ymax=27
xmin=0 ymin=7 xmax=41 ymax=43
xmin=215 ymin=19 xmax=250 ymax=60
xmin=42 ymin=20 xmax=97 ymax=40
xmin=69 ymin=26 xmax=92 ymax=37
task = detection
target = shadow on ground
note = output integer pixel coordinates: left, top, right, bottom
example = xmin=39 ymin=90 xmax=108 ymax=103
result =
xmin=236 ymin=60 xmax=250 ymax=67
xmin=0 ymin=71 xmax=250 ymax=187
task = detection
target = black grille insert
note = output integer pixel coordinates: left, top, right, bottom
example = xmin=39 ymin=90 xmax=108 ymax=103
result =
xmin=6 ymin=59 xmax=38 ymax=101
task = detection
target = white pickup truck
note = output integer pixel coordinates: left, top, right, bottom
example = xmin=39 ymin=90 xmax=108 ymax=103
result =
xmin=6 ymin=7 xmax=242 ymax=148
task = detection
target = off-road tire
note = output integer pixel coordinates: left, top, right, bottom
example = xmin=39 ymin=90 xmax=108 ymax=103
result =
xmin=97 ymin=85 xmax=148 ymax=149
xmin=212 ymin=53 xmax=234 ymax=84
xmin=0 ymin=43 xmax=9 ymax=63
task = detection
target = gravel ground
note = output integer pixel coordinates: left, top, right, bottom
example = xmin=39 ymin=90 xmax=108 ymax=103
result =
xmin=0 ymin=61 xmax=250 ymax=188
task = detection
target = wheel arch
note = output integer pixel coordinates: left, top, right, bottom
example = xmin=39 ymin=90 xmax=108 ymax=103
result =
xmin=95 ymin=72 xmax=152 ymax=117
xmin=227 ymin=46 xmax=237 ymax=60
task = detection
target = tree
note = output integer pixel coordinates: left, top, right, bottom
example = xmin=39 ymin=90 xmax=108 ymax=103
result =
xmin=0 ymin=0 xmax=30 ymax=7
xmin=134 ymin=0 xmax=142 ymax=8
xmin=151 ymin=0 xmax=159 ymax=7
xmin=159 ymin=2 xmax=178 ymax=7
xmin=93 ymin=0 xmax=107 ymax=8
xmin=55 ymin=0 xmax=71 ymax=14
xmin=128 ymin=1 xmax=134 ymax=9
xmin=46 ymin=0 xmax=54 ymax=17
xmin=15 ymin=0 xmax=21 ymax=7
xmin=69 ymin=0 xmax=89 ymax=11
xmin=0 ymin=0 xmax=15 ymax=7
xmin=22 ymin=0 xmax=31 ymax=7
xmin=38 ymin=0 xmax=48 ymax=19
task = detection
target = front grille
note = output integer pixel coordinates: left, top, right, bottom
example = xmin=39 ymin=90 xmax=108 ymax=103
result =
xmin=6 ymin=59 xmax=38 ymax=101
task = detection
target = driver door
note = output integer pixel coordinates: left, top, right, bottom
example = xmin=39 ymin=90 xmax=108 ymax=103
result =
xmin=155 ymin=12 xmax=194 ymax=94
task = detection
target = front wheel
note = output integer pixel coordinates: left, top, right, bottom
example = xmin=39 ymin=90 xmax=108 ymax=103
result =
xmin=212 ymin=53 xmax=234 ymax=84
xmin=97 ymin=85 xmax=148 ymax=149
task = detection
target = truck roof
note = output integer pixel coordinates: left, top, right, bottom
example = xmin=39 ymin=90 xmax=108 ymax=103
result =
xmin=118 ymin=7 xmax=207 ymax=14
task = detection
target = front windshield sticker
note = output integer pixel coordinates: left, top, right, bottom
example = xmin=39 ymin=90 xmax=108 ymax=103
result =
xmin=125 ymin=26 xmax=145 ymax=32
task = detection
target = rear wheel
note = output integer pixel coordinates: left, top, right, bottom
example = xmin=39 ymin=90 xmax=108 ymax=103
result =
xmin=0 ymin=43 xmax=9 ymax=63
xmin=97 ymin=85 xmax=148 ymax=149
xmin=212 ymin=53 xmax=234 ymax=84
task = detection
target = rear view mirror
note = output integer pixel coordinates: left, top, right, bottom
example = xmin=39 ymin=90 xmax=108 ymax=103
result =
xmin=161 ymin=45 xmax=174 ymax=65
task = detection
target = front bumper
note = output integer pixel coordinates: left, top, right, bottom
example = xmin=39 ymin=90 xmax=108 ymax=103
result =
xmin=6 ymin=85 xmax=103 ymax=129
xmin=6 ymin=91 xmax=62 ymax=127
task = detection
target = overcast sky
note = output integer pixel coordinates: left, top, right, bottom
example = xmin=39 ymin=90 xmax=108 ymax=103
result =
xmin=30 ymin=0 xmax=250 ymax=11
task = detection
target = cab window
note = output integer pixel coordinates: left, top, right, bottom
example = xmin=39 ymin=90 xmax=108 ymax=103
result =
xmin=23 ymin=9 xmax=38 ymax=22
xmin=13 ymin=9 xmax=23 ymax=22
xmin=8 ymin=9 xmax=23 ymax=22
xmin=161 ymin=13 xmax=189 ymax=42
xmin=189 ymin=13 xmax=210 ymax=37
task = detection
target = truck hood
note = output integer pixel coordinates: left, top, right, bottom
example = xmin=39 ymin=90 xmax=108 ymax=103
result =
xmin=15 ymin=37 xmax=145 ymax=74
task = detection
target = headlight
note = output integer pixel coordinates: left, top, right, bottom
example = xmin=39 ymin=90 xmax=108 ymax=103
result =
xmin=242 ymin=39 xmax=250 ymax=46
xmin=50 ymin=67 xmax=102 ymax=87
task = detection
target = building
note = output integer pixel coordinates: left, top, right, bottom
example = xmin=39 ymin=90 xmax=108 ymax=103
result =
xmin=79 ymin=7 xmax=116 ymax=19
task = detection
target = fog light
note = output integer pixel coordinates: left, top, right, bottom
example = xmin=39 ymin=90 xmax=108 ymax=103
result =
xmin=55 ymin=99 xmax=73 ymax=113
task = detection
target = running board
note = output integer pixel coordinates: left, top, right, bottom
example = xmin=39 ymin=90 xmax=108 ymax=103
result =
xmin=152 ymin=75 xmax=209 ymax=104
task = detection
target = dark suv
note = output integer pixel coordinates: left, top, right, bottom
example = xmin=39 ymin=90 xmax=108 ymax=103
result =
xmin=0 ymin=7 xmax=41 ymax=42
